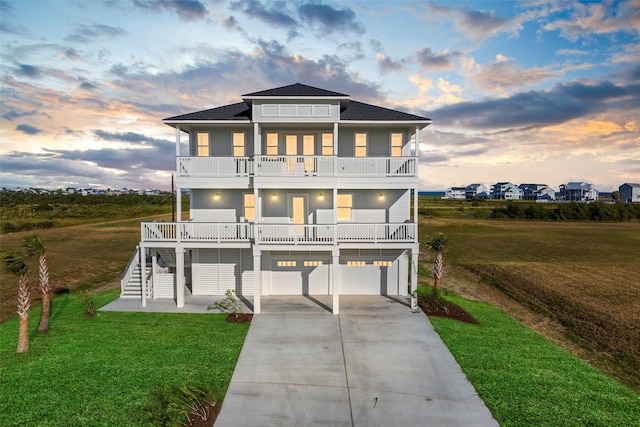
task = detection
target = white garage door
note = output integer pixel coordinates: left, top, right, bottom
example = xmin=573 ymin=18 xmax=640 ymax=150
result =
xmin=270 ymin=257 xmax=330 ymax=295
xmin=192 ymin=248 xmax=253 ymax=296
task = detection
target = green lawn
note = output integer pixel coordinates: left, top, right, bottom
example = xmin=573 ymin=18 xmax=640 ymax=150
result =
xmin=0 ymin=290 xmax=249 ymax=426
xmin=420 ymin=286 xmax=640 ymax=427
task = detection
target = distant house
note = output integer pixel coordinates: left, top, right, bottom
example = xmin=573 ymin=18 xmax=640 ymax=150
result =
xmin=465 ymin=183 xmax=489 ymax=199
xmin=519 ymin=184 xmax=546 ymax=200
xmin=490 ymin=182 xmax=522 ymax=200
xmin=445 ymin=186 xmax=466 ymax=199
xmin=535 ymin=186 xmax=556 ymax=201
xmin=619 ymin=183 xmax=640 ymax=203
xmin=559 ymin=182 xmax=598 ymax=202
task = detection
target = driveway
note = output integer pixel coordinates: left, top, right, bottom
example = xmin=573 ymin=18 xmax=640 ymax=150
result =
xmin=215 ymin=296 xmax=498 ymax=426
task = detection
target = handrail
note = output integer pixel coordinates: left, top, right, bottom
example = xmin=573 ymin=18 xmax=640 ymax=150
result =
xmin=120 ymin=245 xmax=140 ymax=295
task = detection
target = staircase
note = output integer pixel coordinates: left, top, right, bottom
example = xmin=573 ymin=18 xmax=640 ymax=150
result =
xmin=121 ymin=264 xmax=147 ymax=298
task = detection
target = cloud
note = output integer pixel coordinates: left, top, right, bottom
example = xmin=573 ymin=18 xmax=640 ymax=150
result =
xmin=2 ymin=108 xmax=39 ymax=121
xmin=376 ymin=53 xmax=404 ymax=74
xmin=297 ymin=3 xmax=363 ymax=33
xmin=232 ymin=0 xmax=297 ymax=29
xmin=65 ymin=24 xmax=126 ymax=43
xmin=416 ymin=47 xmax=459 ymax=70
xmin=132 ymin=0 xmax=208 ymax=21
xmin=543 ymin=0 xmax=640 ymax=41
xmin=79 ymin=81 xmax=99 ymax=91
xmin=16 ymin=64 xmax=40 ymax=78
xmin=16 ymin=124 xmax=44 ymax=135
xmin=431 ymin=80 xmax=640 ymax=130
xmin=427 ymin=1 xmax=524 ymax=41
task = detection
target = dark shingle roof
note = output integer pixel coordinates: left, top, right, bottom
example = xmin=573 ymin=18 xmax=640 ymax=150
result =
xmin=243 ymin=83 xmax=348 ymax=97
xmin=164 ymin=84 xmax=430 ymax=122
xmin=341 ymin=100 xmax=429 ymax=121
xmin=164 ymin=102 xmax=251 ymax=121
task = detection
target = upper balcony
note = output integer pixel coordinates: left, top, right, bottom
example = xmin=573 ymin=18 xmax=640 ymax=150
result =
xmin=176 ymin=156 xmax=416 ymax=178
xmin=141 ymin=222 xmax=416 ymax=245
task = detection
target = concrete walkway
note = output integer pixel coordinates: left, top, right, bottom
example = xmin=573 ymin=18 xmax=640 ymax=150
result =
xmin=215 ymin=296 xmax=498 ymax=426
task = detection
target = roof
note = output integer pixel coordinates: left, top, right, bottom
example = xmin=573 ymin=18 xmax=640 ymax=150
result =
xmin=340 ymin=100 xmax=429 ymax=121
xmin=164 ymin=102 xmax=250 ymax=121
xmin=562 ymin=182 xmax=595 ymax=190
xmin=620 ymin=183 xmax=640 ymax=188
xmin=163 ymin=84 xmax=430 ymax=123
xmin=242 ymin=83 xmax=348 ymax=98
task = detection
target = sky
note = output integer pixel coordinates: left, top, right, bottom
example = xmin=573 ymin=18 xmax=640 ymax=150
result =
xmin=1 ymin=0 xmax=639 ymax=192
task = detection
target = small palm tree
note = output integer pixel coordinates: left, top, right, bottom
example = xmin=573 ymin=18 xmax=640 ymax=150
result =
xmin=22 ymin=235 xmax=50 ymax=333
xmin=1 ymin=248 xmax=31 ymax=353
xmin=424 ymin=233 xmax=447 ymax=294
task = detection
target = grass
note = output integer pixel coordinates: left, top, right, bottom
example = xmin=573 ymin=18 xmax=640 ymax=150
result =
xmin=420 ymin=217 xmax=640 ymax=391
xmin=0 ymin=290 xmax=249 ymax=426
xmin=418 ymin=286 xmax=640 ymax=427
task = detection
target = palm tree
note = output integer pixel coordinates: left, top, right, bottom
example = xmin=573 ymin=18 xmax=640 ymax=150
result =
xmin=22 ymin=235 xmax=50 ymax=333
xmin=1 ymin=248 xmax=31 ymax=353
xmin=424 ymin=233 xmax=447 ymax=294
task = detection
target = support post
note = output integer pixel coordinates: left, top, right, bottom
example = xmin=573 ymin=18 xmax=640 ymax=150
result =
xmin=410 ymin=246 xmax=418 ymax=311
xmin=332 ymin=248 xmax=340 ymax=314
xmin=151 ymin=250 xmax=158 ymax=299
xmin=176 ymin=186 xmax=182 ymax=223
xmin=176 ymin=246 xmax=185 ymax=308
xmin=253 ymin=247 xmax=261 ymax=314
xmin=141 ymin=245 xmax=147 ymax=307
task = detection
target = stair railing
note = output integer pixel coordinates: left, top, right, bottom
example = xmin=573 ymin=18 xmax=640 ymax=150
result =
xmin=120 ymin=246 xmax=140 ymax=295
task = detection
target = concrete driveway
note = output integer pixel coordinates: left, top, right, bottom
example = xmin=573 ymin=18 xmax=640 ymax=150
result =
xmin=215 ymin=296 xmax=498 ymax=426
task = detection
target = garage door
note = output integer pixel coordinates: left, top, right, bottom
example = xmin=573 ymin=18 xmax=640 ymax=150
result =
xmin=192 ymin=248 xmax=253 ymax=296
xmin=270 ymin=257 xmax=330 ymax=295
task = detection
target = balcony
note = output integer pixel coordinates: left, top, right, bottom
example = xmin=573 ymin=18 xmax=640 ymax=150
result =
xmin=141 ymin=222 xmax=416 ymax=245
xmin=142 ymin=222 xmax=253 ymax=242
xmin=177 ymin=156 xmax=416 ymax=178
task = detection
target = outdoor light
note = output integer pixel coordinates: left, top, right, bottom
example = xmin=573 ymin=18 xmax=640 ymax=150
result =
xmin=318 ymin=193 xmax=324 ymax=200
xmin=378 ymin=193 xmax=385 ymax=201
xmin=271 ymin=192 xmax=278 ymax=200
xmin=214 ymin=193 xmax=220 ymax=200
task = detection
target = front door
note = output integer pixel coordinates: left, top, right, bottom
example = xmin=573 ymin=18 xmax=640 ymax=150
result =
xmin=303 ymin=135 xmax=315 ymax=172
xmin=286 ymin=135 xmax=297 ymax=171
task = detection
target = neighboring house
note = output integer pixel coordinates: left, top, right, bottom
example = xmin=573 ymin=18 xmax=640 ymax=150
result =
xmin=559 ymin=182 xmax=598 ymax=202
xmin=490 ymin=182 xmax=522 ymax=200
xmin=445 ymin=187 xmax=466 ymax=199
xmin=120 ymin=83 xmax=431 ymax=314
xmin=465 ymin=183 xmax=488 ymax=199
xmin=535 ymin=186 xmax=556 ymax=201
xmin=519 ymin=183 xmax=547 ymax=200
xmin=619 ymin=183 xmax=640 ymax=203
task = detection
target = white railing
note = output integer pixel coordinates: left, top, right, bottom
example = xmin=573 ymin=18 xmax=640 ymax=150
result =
xmin=142 ymin=222 xmax=253 ymax=242
xmin=336 ymin=223 xmax=416 ymax=243
xmin=120 ymin=245 xmax=140 ymax=295
xmin=177 ymin=157 xmax=253 ymax=177
xmin=256 ymin=224 xmax=335 ymax=244
xmin=176 ymin=156 xmax=416 ymax=177
xmin=142 ymin=222 xmax=416 ymax=244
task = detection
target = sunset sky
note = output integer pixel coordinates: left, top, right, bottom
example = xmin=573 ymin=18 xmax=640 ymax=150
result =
xmin=1 ymin=0 xmax=639 ymax=192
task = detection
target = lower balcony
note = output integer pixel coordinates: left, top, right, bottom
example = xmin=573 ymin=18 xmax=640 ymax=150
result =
xmin=141 ymin=222 xmax=416 ymax=244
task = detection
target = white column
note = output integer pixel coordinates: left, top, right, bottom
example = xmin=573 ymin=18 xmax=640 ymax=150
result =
xmin=410 ymin=246 xmax=418 ymax=311
xmin=254 ymin=122 xmax=260 ymax=155
xmin=333 ymin=122 xmax=338 ymax=155
xmin=332 ymin=248 xmax=340 ymax=314
xmin=253 ymin=246 xmax=261 ymax=314
xmin=175 ymin=126 xmax=181 ymax=156
xmin=140 ymin=245 xmax=147 ymax=307
xmin=176 ymin=246 xmax=185 ymax=308
xmin=413 ymin=187 xmax=418 ymax=224
xmin=414 ymin=125 xmax=420 ymax=157
xmin=176 ymin=186 xmax=182 ymax=222
xmin=151 ymin=250 xmax=158 ymax=299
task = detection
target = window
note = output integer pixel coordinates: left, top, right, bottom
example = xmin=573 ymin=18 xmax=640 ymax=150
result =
xmin=390 ymin=133 xmax=402 ymax=157
xmin=197 ymin=132 xmax=209 ymax=156
xmin=373 ymin=260 xmax=393 ymax=267
xmin=303 ymin=135 xmax=315 ymax=171
xmin=322 ymin=133 xmax=333 ymax=155
xmin=277 ymin=261 xmax=297 ymax=267
xmin=233 ymin=132 xmax=245 ymax=157
xmin=337 ymin=194 xmax=353 ymax=221
xmin=355 ymin=133 xmax=367 ymax=157
xmin=304 ymin=261 xmax=323 ymax=267
xmin=347 ymin=261 xmax=366 ymax=266
xmin=243 ymin=194 xmax=255 ymax=221
xmin=266 ymin=133 xmax=278 ymax=155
